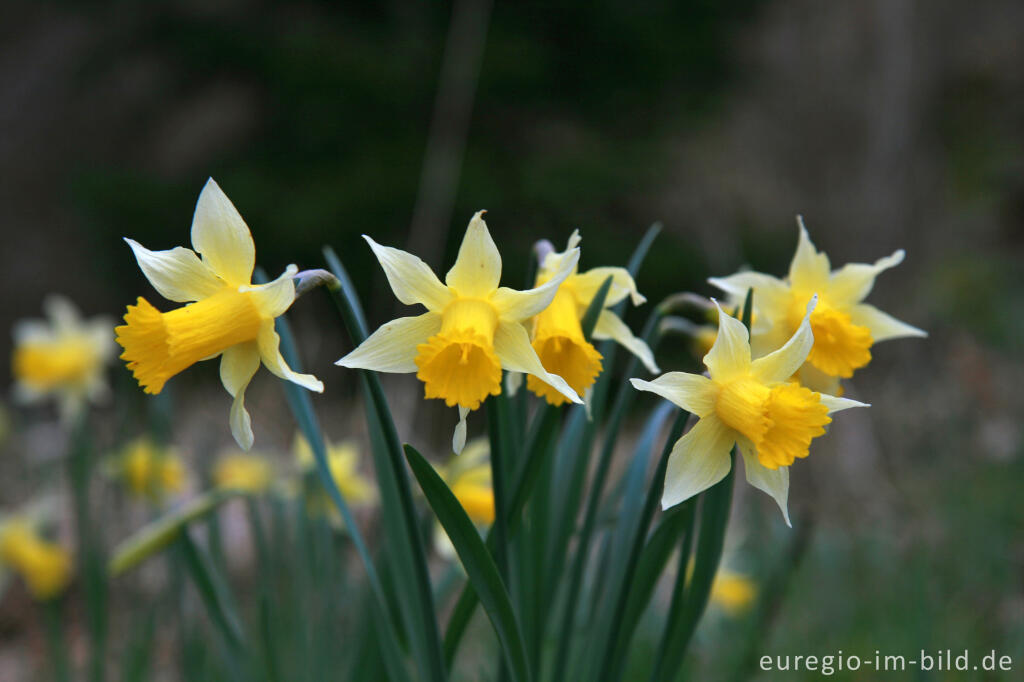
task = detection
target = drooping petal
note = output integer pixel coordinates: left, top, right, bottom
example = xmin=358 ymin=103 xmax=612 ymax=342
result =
xmin=593 ymin=309 xmax=659 ymax=373
xmin=257 ymin=324 xmax=324 ymax=392
xmin=788 ymin=217 xmax=830 ymax=292
xmin=489 ymin=247 xmax=580 ymax=322
xmin=661 ymin=416 xmax=735 ymax=509
xmin=629 ymin=373 xmax=714 ymax=417
xmin=737 ymin=437 xmax=791 ymax=526
xmin=750 ymin=295 xmax=817 ymax=384
xmin=704 ymin=303 xmax=751 ymax=381
xmin=364 ymin=236 xmax=453 ymax=311
xmin=492 ymin=321 xmax=582 ymax=405
xmin=43 ymin=296 xmax=82 ymax=333
xmin=826 ymin=249 xmax=905 ymax=305
xmin=190 ymin=178 xmax=256 ymax=287
xmin=245 ymin=265 xmax=298 ymax=318
xmin=453 ymin=406 xmax=470 ymax=454
xmin=818 ymin=393 xmax=870 ymax=413
xmin=335 ymin=312 xmax=442 ymax=373
xmin=220 ymin=341 xmax=261 ymax=450
xmin=445 ymin=211 xmax=501 ymax=297
xmin=124 ymin=239 xmax=224 ymax=303
xmin=848 ymin=303 xmax=927 ymax=341
xmin=707 ymin=271 xmax=789 ymax=313
xmin=572 ymin=266 xmax=646 ymax=307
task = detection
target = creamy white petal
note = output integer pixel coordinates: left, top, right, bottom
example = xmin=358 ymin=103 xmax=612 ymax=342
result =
xmin=489 ymin=248 xmax=580 ymax=321
xmin=445 ymin=211 xmax=501 ymax=297
xmin=335 ymin=312 xmax=442 ymax=373
xmin=704 ymin=302 xmax=751 ymax=380
xmin=572 ymin=266 xmax=646 ymax=307
xmin=504 ymin=371 xmax=523 ymax=396
xmin=750 ymin=295 xmax=817 ymax=384
xmin=707 ymin=271 xmax=789 ymax=314
xmin=593 ymin=309 xmax=659 ymax=373
xmin=453 ymin=406 xmax=470 ymax=455
xmin=492 ymin=321 xmax=582 ymax=404
xmin=737 ymin=437 xmax=791 ymax=527
xmin=826 ymin=249 xmax=904 ymax=305
xmin=661 ymin=416 xmax=734 ymax=509
xmin=630 ymin=373 xmax=715 ymax=417
xmin=244 ymin=265 xmax=298 ymax=318
xmin=220 ymin=342 xmax=261 ymax=450
xmin=818 ymin=394 xmax=869 ymax=413
xmin=364 ymin=236 xmax=453 ymax=311
xmin=125 ymin=238 xmax=224 ymax=303
xmin=43 ymin=295 xmax=82 ymax=333
xmin=796 ymin=363 xmax=842 ymax=395
xmin=848 ymin=303 xmax=927 ymax=341
xmin=788 ymin=217 xmax=830 ymax=292
xmin=257 ymin=324 xmax=324 ymax=392
xmin=12 ymin=320 xmax=51 ymax=345
xmin=190 ymin=178 xmax=256 ymax=286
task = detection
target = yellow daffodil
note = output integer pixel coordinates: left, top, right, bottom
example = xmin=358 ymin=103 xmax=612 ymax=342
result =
xmin=294 ymin=433 xmax=375 ymax=507
xmin=114 ymin=437 xmax=187 ymax=502
xmin=11 ymin=296 xmax=113 ymax=421
xmin=631 ymin=299 xmax=866 ymax=524
xmin=336 ymin=212 xmax=583 ymax=451
xmin=524 ymin=231 xmax=658 ymax=405
xmin=0 ymin=520 xmax=72 ymax=601
xmin=709 ymin=218 xmax=926 ymax=393
xmin=710 ymin=569 xmax=757 ymax=615
xmin=213 ymin=452 xmax=273 ymax=494
xmin=434 ymin=438 xmax=493 ymax=560
xmin=115 ymin=178 xmax=323 ymax=450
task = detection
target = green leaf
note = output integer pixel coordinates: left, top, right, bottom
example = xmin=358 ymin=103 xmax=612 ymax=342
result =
xmin=178 ymin=530 xmax=246 ymax=655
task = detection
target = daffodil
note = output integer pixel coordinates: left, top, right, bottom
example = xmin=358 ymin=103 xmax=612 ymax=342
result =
xmin=709 ymin=218 xmax=926 ymax=393
xmin=115 ymin=178 xmax=323 ymax=450
xmin=335 ymin=212 xmax=583 ymax=450
xmin=113 ymin=437 xmax=187 ymax=502
xmin=294 ymin=433 xmax=375 ymax=510
xmin=0 ymin=520 xmax=72 ymax=601
xmin=524 ymin=231 xmax=658 ymax=405
xmin=630 ymin=299 xmax=866 ymax=525
xmin=434 ymin=438 xmax=493 ymax=560
xmin=11 ymin=295 xmax=113 ymax=421
xmin=213 ymin=452 xmax=273 ymax=494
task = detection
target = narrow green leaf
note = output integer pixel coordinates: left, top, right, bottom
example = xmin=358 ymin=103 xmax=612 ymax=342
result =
xmin=178 ymin=529 xmax=246 ymax=655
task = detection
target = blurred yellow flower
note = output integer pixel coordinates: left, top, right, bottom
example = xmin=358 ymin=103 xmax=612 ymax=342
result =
xmin=709 ymin=218 xmax=926 ymax=393
xmin=11 ymin=295 xmax=113 ymax=421
xmin=294 ymin=433 xmax=375 ymax=507
xmin=710 ymin=570 xmax=757 ymax=615
xmin=525 ymin=231 xmax=658 ymax=405
xmin=213 ymin=452 xmax=273 ymax=493
xmin=434 ymin=438 xmax=493 ymax=560
xmin=115 ymin=437 xmax=187 ymax=502
xmin=336 ymin=212 xmax=582 ymax=451
xmin=631 ymin=299 xmax=866 ymax=525
xmin=115 ymin=178 xmax=323 ymax=450
xmin=0 ymin=520 xmax=72 ymax=601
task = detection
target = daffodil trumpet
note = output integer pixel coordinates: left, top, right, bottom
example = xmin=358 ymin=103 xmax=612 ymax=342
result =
xmin=631 ymin=297 xmax=867 ymax=525
xmin=336 ymin=211 xmax=585 ymax=452
xmin=115 ymin=178 xmax=324 ymax=450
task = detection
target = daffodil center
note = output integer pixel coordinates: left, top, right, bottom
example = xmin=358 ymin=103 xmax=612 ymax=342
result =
xmin=787 ymin=295 xmax=873 ymax=378
xmin=527 ymin=287 xmax=602 ymax=406
xmin=714 ymin=376 xmax=831 ymax=469
xmin=415 ymin=298 xmax=502 ymax=410
xmin=12 ymin=337 xmax=99 ymax=390
xmin=115 ymin=287 xmax=265 ymax=395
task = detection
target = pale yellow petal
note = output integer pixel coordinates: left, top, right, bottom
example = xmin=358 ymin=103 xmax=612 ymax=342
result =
xmin=848 ymin=303 xmax=927 ymax=341
xmin=445 ymin=211 xmax=501 ymax=297
xmin=818 ymin=394 xmax=869 ymax=413
xmin=788 ymin=217 xmax=830 ymax=292
xmin=489 ymin=248 xmax=579 ymax=321
xmin=661 ymin=416 xmax=734 ymax=509
xmin=335 ymin=312 xmax=442 ymax=373
xmin=492 ymin=321 xmax=582 ymax=405
xmin=364 ymin=236 xmax=453 ymax=311
xmin=125 ymin=239 xmax=224 ymax=303
xmin=737 ymin=437 xmax=790 ymax=526
xmin=593 ymin=309 xmax=659 ymax=373
xmin=571 ymin=266 xmax=646 ymax=307
xmin=220 ymin=342 xmax=261 ymax=450
xmin=257 ymin=323 xmax=324 ymax=392
xmin=453 ymin=406 xmax=470 ymax=455
xmin=707 ymin=271 xmax=789 ymax=314
xmin=245 ymin=265 xmax=298 ymax=318
xmin=43 ymin=295 xmax=82 ymax=332
xmin=750 ymin=295 xmax=817 ymax=384
xmin=630 ymin=373 xmax=714 ymax=417
xmin=826 ymin=249 xmax=905 ymax=305
xmin=190 ymin=178 xmax=256 ymax=286
xmin=703 ymin=302 xmax=751 ymax=381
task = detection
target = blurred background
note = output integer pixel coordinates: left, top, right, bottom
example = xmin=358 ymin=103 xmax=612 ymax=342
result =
xmin=1 ymin=0 xmax=1022 ymax=679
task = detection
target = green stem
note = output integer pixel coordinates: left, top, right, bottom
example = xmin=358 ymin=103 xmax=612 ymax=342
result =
xmin=43 ymin=598 xmax=70 ymax=682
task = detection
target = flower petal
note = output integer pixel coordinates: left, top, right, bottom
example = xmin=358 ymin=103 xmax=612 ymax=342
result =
xmin=335 ymin=312 xmax=442 ymax=373
xmin=630 ymin=373 xmax=715 ymax=417
xmin=750 ymin=295 xmax=817 ymax=384
xmin=190 ymin=178 xmax=256 ymax=286
xmin=707 ymin=271 xmax=789 ymax=312
xmin=453 ymin=406 xmax=470 ymax=455
xmin=661 ymin=416 xmax=734 ymax=509
xmin=572 ymin=266 xmax=646 ymax=307
xmin=445 ymin=211 xmax=502 ymax=297
xmin=492 ymin=320 xmax=582 ymax=404
xmin=489 ymin=247 xmax=579 ymax=321
xmin=704 ymin=302 xmax=751 ymax=380
xmin=737 ymin=437 xmax=791 ymax=526
xmin=220 ymin=341 xmax=261 ymax=450
xmin=826 ymin=249 xmax=905 ymax=305
xmin=818 ymin=393 xmax=869 ymax=413
xmin=43 ymin=295 xmax=82 ymax=332
xmin=364 ymin=235 xmax=453 ymax=311
xmin=593 ymin=309 xmax=660 ymax=373
xmin=257 ymin=323 xmax=324 ymax=392
xmin=245 ymin=265 xmax=298 ymax=318
xmin=788 ymin=217 xmax=830 ymax=292
xmin=848 ymin=303 xmax=927 ymax=341
xmin=124 ymin=239 xmax=224 ymax=303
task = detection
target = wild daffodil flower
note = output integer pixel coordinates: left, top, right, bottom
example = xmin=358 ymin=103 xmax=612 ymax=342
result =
xmin=213 ymin=452 xmax=273 ymax=494
xmin=11 ymin=296 xmax=113 ymax=421
xmin=294 ymin=433 xmax=375 ymax=508
xmin=434 ymin=438 xmax=493 ymax=560
xmin=631 ymin=299 xmax=865 ymax=525
xmin=115 ymin=179 xmax=323 ymax=450
xmin=114 ymin=437 xmax=187 ymax=502
xmin=335 ymin=212 xmax=583 ymax=450
xmin=0 ymin=520 xmax=72 ymax=601
xmin=524 ymin=231 xmax=658 ymax=405
xmin=709 ymin=218 xmax=926 ymax=393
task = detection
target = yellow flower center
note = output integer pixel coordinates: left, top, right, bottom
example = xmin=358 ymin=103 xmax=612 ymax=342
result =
xmin=788 ymin=296 xmax=872 ymax=378
xmin=116 ymin=288 xmax=264 ymax=394
xmin=0 ymin=523 xmax=72 ymax=600
xmin=526 ymin=286 xmax=603 ymax=406
xmin=415 ymin=298 xmax=502 ymax=410
xmin=714 ymin=376 xmax=831 ymax=469
xmin=451 ymin=480 xmax=495 ymax=524
xmin=12 ymin=337 xmax=98 ymax=391
xmin=122 ymin=442 xmax=185 ymax=500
